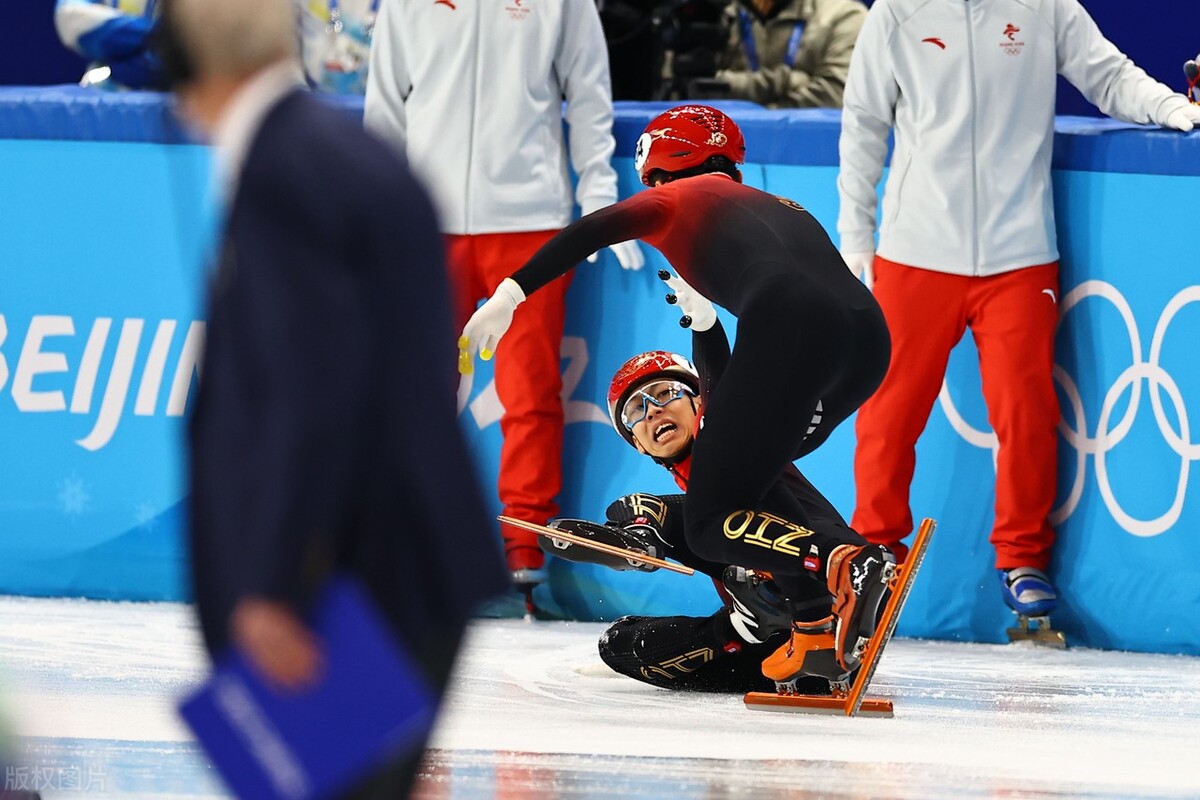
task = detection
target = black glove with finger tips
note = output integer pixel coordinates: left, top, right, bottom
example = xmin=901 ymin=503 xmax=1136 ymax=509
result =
xmin=605 ymin=492 xmax=671 ymax=546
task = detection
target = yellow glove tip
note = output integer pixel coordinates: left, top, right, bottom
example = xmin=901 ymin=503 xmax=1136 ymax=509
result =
xmin=457 ymin=349 xmax=473 ymax=375
xmin=457 ymin=336 xmax=470 ymax=349
xmin=480 ymin=348 xmax=494 ymax=361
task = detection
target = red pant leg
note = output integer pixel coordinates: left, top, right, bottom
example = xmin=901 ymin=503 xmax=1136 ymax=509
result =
xmin=474 ymin=231 xmax=572 ymax=566
xmin=443 ymin=235 xmax=486 ymax=330
xmin=968 ymin=263 xmax=1060 ymax=570
xmin=852 ymin=258 xmax=970 ymax=556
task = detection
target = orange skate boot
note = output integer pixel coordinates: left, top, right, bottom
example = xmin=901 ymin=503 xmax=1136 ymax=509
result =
xmin=761 ymin=616 xmax=848 ymax=692
xmin=825 ymin=543 xmax=896 ymax=672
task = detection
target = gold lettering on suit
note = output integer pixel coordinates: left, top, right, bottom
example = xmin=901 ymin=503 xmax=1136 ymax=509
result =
xmin=639 ymin=647 xmax=714 ymax=681
xmin=722 ymin=510 xmax=813 ymax=556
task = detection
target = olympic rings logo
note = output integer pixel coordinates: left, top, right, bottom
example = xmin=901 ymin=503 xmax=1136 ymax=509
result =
xmin=939 ymin=280 xmax=1200 ymax=538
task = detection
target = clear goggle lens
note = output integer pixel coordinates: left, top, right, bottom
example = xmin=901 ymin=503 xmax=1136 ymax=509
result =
xmin=620 ymin=379 xmax=695 ymax=430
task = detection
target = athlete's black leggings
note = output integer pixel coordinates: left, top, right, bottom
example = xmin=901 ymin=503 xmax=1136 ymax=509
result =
xmin=683 ymin=275 xmax=890 ymax=601
xmin=598 ymin=613 xmax=831 ymax=695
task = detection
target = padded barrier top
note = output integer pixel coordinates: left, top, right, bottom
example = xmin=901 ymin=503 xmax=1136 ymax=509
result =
xmin=1 ymin=86 xmax=1197 ymax=175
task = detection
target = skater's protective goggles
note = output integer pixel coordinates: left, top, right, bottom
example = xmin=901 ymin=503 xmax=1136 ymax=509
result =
xmin=621 ymin=380 xmax=695 ymax=429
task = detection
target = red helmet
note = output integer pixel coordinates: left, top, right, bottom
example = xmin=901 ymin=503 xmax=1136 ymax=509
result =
xmin=607 ymin=351 xmax=700 ymax=446
xmin=634 ymin=105 xmax=746 ymax=187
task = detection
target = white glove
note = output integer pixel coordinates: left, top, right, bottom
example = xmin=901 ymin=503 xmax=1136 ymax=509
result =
xmin=586 ymin=239 xmax=645 ymax=270
xmin=841 ymin=250 xmax=875 ymax=290
xmin=457 ymin=278 xmax=525 ymax=374
xmin=660 ymin=270 xmax=717 ymax=332
xmin=1164 ymin=103 xmax=1200 ymax=132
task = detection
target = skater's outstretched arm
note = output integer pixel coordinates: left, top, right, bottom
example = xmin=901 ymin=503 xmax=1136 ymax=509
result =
xmin=458 ymin=190 xmax=670 ymax=367
xmin=692 ymin=321 xmax=729 ymax=404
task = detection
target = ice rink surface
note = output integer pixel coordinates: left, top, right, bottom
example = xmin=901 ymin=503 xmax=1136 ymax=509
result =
xmin=0 ymin=597 xmax=1198 ymax=799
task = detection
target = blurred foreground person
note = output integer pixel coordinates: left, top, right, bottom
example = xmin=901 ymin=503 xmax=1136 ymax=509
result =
xmin=157 ymin=0 xmax=507 ymax=795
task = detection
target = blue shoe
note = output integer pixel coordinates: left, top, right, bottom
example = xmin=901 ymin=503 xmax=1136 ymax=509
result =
xmin=999 ymin=567 xmax=1058 ymax=616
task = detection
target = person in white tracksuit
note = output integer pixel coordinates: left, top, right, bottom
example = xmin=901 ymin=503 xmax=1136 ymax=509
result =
xmin=364 ymin=0 xmax=644 ymax=604
xmin=836 ymin=0 xmax=1200 ymax=622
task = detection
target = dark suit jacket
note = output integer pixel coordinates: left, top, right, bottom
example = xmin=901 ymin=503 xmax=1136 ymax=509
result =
xmin=188 ymin=89 xmax=508 ymax=664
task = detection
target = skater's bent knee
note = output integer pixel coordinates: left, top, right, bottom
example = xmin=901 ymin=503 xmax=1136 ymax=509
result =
xmin=680 ymin=519 xmax=733 ymax=565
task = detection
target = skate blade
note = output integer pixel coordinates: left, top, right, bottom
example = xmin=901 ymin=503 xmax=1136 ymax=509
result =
xmin=744 ymin=691 xmax=894 ymax=718
xmin=842 ymin=518 xmax=937 ymax=716
xmin=518 ymin=585 xmax=539 ymax=622
xmin=1007 ymin=616 xmax=1067 ymax=649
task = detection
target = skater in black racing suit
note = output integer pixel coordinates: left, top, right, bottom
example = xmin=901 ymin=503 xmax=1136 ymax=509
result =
xmin=460 ymin=105 xmax=895 ymax=685
xmin=552 ymin=309 xmax=851 ymax=693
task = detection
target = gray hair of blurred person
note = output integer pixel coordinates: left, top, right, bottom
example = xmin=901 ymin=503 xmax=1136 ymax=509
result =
xmin=169 ymin=0 xmax=297 ymax=80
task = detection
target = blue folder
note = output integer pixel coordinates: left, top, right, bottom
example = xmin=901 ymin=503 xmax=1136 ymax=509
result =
xmin=180 ymin=577 xmax=435 ymax=800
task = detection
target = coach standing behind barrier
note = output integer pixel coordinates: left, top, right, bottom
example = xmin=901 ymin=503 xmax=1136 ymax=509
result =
xmin=156 ymin=0 xmax=508 ymax=795
xmin=837 ymin=0 xmax=1200 ymax=626
xmin=365 ymin=0 xmax=644 ymax=612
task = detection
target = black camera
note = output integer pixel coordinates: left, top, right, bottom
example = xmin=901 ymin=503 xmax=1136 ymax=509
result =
xmin=658 ymin=0 xmax=731 ymax=98
xmin=598 ymin=0 xmax=731 ymax=100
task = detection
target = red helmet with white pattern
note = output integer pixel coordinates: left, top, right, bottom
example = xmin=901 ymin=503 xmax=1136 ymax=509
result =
xmin=607 ymin=351 xmax=700 ymax=446
xmin=633 ymin=105 xmax=746 ymax=187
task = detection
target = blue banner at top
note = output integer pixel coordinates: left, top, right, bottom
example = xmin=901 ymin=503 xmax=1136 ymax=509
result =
xmin=2 ymin=88 xmax=1199 ymax=175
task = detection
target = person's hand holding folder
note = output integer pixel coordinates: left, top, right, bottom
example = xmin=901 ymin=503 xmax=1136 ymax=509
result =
xmin=231 ymin=599 xmax=326 ymax=692
xmin=181 ymin=578 xmax=436 ymax=800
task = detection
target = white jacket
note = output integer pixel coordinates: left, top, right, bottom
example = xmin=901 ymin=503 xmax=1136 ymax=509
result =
xmin=364 ymin=0 xmax=619 ymax=235
xmin=837 ymin=0 xmax=1189 ymax=276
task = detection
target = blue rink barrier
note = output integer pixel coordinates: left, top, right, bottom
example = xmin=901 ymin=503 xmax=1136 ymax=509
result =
xmin=1 ymin=89 xmax=1198 ymax=655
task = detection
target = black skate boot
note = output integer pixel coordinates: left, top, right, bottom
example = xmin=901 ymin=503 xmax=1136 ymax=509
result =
xmin=538 ymin=519 xmax=662 ymax=572
xmin=720 ymin=566 xmax=792 ymax=645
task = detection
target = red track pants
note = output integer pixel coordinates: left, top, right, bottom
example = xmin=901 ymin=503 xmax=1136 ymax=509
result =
xmin=851 ymin=257 xmax=1060 ymax=570
xmin=445 ymin=231 xmax=573 ymax=570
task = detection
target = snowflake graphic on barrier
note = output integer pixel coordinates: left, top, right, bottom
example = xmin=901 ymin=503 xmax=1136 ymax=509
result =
xmin=56 ymin=476 xmax=90 ymax=516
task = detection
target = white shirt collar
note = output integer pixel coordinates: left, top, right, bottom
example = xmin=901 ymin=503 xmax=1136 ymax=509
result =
xmin=211 ymin=60 xmax=306 ymax=201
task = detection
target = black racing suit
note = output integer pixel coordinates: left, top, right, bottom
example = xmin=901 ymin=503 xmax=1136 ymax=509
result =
xmin=512 ymin=172 xmax=890 ymax=605
xmin=597 ymin=320 xmax=852 ymax=693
